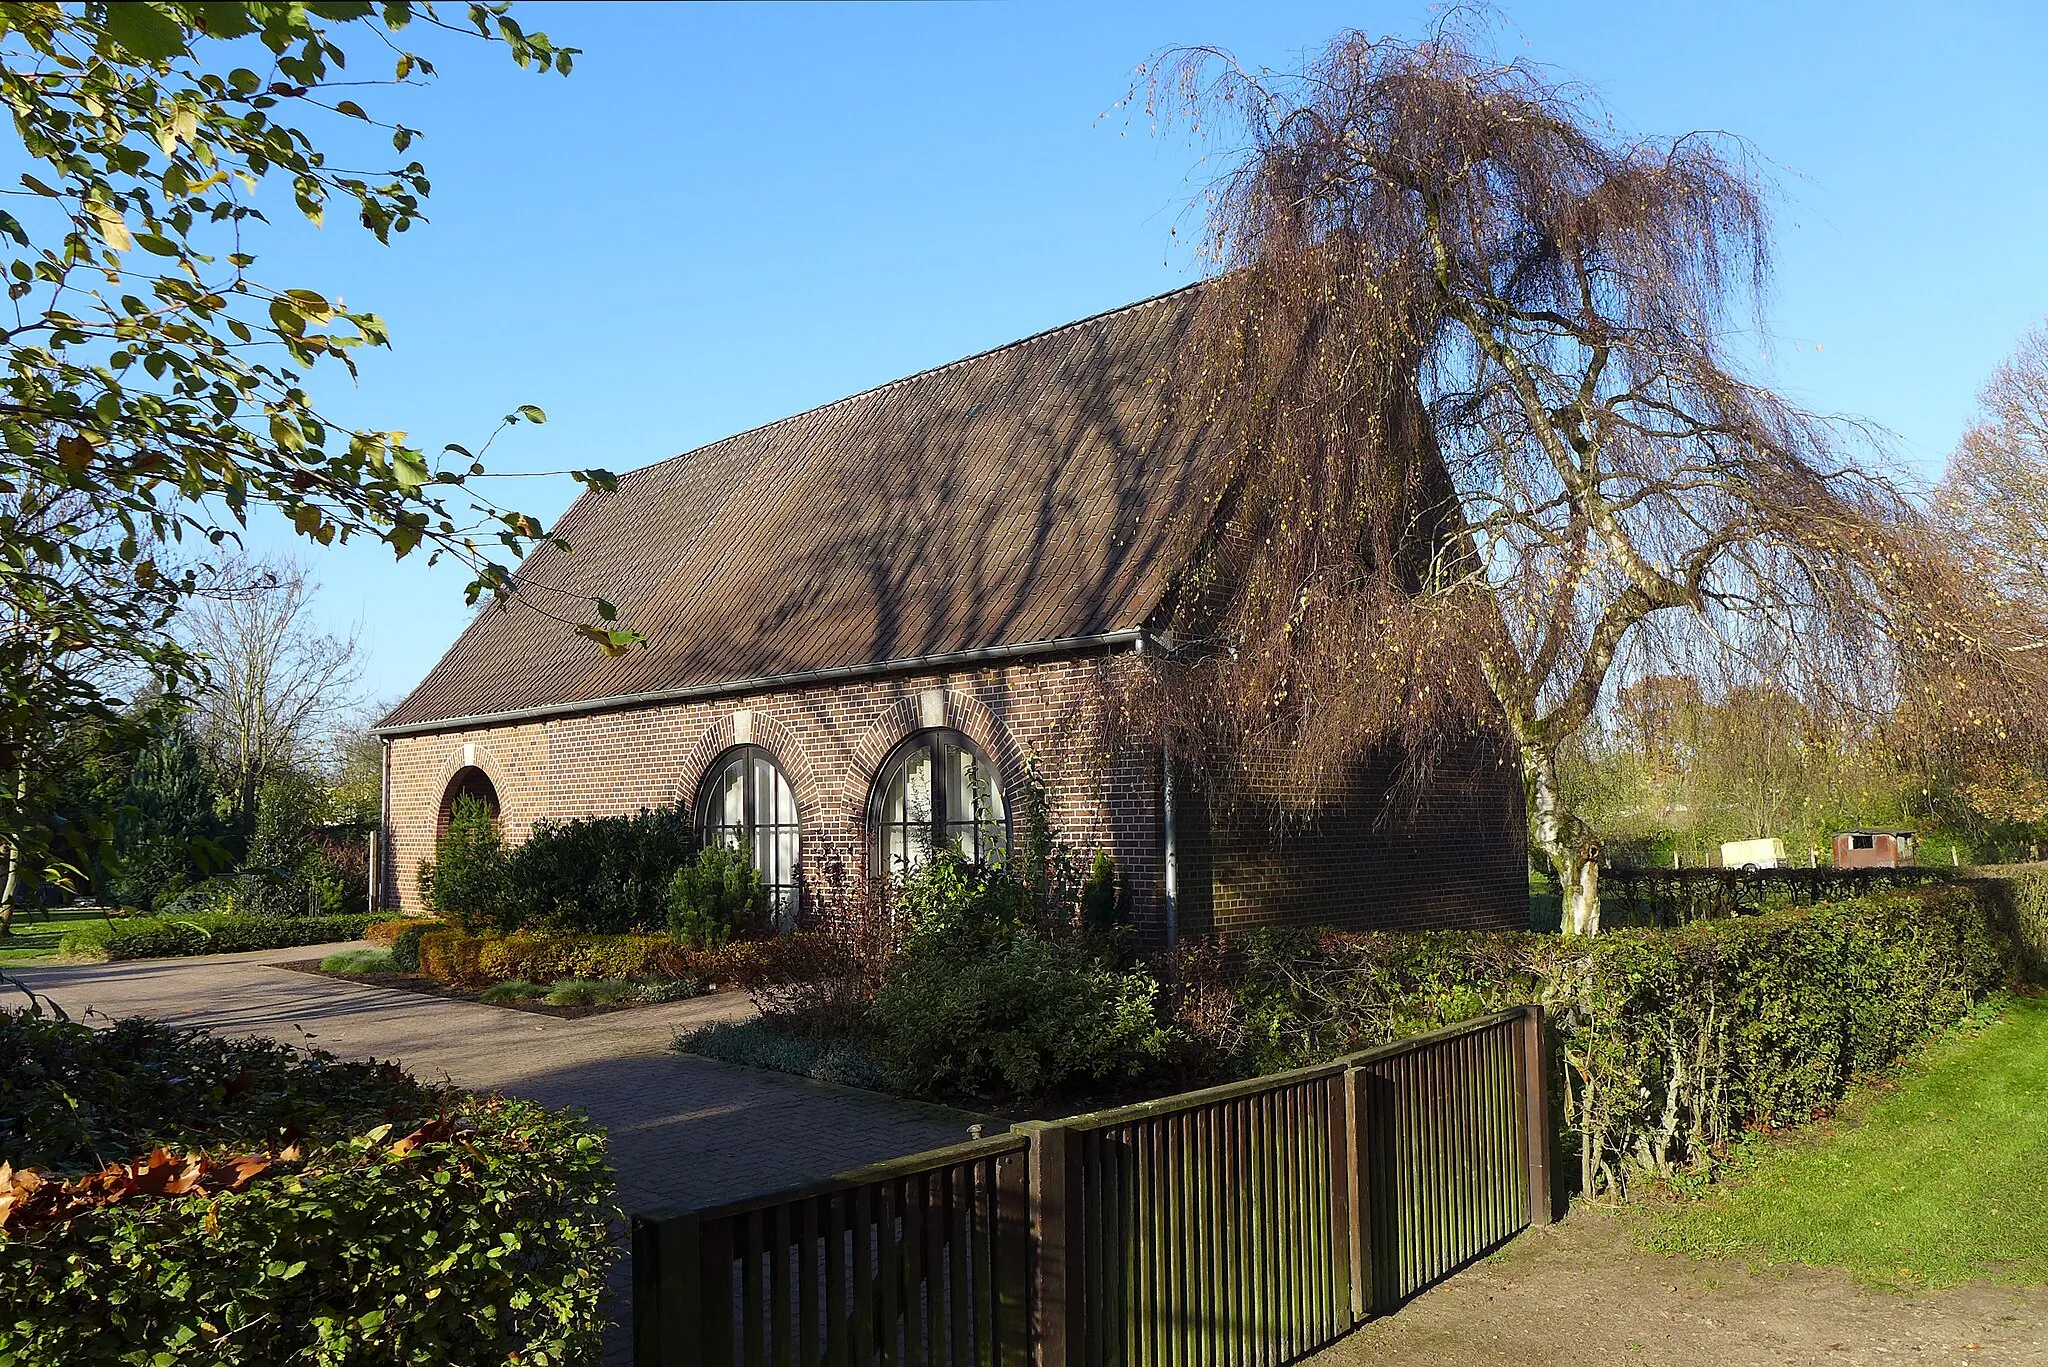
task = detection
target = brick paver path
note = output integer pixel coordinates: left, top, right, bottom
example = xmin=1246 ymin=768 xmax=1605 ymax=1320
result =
xmin=7 ymin=942 xmax=977 ymax=1363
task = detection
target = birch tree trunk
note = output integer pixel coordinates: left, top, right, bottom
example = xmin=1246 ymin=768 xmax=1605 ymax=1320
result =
xmin=1525 ymin=742 xmax=1602 ymax=936
xmin=0 ymin=764 xmax=25 ymax=938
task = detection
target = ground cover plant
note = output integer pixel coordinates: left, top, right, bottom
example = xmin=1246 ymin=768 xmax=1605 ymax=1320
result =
xmin=0 ymin=1008 xmax=612 ymax=1365
xmin=319 ymin=947 xmax=395 ymax=974
xmin=57 ymin=911 xmax=376 ymax=962
xmin=1642 ymin=991 xmax=2048 ymax=1287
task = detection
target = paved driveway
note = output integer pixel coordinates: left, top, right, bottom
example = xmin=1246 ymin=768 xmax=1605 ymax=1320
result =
xmin=5 ymin=943 xmax=973 ymax=1212
xmin=7 ymin=943 xmax=976 ymax=1365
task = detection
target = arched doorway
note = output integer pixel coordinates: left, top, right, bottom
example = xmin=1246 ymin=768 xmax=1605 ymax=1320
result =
xmin=436 ymin=765 xmax=500 ymax=843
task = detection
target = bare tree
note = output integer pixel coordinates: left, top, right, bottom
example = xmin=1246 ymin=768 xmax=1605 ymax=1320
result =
xmin=185 ymin=558 xmax=361 ymax=835
xmin=1915 ymin=323 xmax=2048 ymax=834
xmin=1134 ymin=20 xmax=1930 ymax=933
xmin=1942 ymin=323 xmax=2048 ymax=643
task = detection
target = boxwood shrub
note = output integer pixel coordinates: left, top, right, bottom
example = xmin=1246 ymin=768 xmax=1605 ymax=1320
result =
xmin=57 ymin=912 xmax=377 ymax=962
xmin=0 ymin=1012 xmax=613 ymax=1366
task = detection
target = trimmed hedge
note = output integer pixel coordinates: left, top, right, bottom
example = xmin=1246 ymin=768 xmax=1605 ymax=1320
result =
xmin=0 ymin=1013 xmax=614 ymax=1365
xmin=416 ymin=927 xmax=731 ymax=990
xmin=58 ymin=912 xmax=377 ymax=962
xmin=1171 ymin=875 xmax=2041 ymax=1196
xmin=1 ymin=1014 xmax=434 ymax=1171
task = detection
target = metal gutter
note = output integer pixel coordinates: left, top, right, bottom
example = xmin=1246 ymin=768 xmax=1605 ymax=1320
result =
xmin=369 ymin=629 xmax=1147 ymax=739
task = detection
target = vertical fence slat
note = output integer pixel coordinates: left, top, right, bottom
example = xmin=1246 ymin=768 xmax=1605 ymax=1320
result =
xmin=995 ymin=1147 xmax=1031 ymax=1367
xmin=852 ymin=1186 xmax=877 ymax=1367
xmin=827 ymin=1193 xmax=851 ymax=1367
xmin=703 ymin=1217 xmax=736 ymax=1367
xmin=800 ymin=1198 xmax=823 ymax=1367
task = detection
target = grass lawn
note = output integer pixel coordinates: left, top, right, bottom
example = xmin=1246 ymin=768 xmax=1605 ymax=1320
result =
xmin=0 ymin=904 xmax=113 ymax=965
xmin=1644 ymin=992 xmax=2048 ymax=1288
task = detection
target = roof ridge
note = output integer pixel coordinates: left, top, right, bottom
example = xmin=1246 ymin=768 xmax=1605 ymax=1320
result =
xmin=623 ymin=278 xmax=1208 ymax=482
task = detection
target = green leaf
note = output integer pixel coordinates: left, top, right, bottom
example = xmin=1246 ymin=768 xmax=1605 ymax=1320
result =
xmin=102 ymin=2 xmax=188 ymax=62
xmin=512 ymin=404 xmax=546 ymax=424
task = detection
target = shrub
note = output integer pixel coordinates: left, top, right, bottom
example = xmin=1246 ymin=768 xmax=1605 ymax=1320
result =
xmin=387 ymin=918 xmax=446 ymax=973
xmin=864 ymin=930 xmax=1175 ymax=1101
xmin=364 ymin=918 xmax=413 ymax=947
xmin=58 ymin=913 xmax=377 ymax=962
xmin=724 ymin=930 xmax=882 ymax=1031
xmin=153 ymin=879 xmax=240 ymax=919
xmin=319 ymin=948 xmax=395 ymax=974
xmin=1080 ymin=850 xmax=1129 ymax=934
xmin=0 ymin=1014 xmax=612 ymax=1364
xmin=0 ymin=1093 xmax=612 ymax=1366
xmin=0 ymin=1013 xmax=438 ymax=1171
xmin=667 ymin=841 xmax=767 ymax=948
xmin=1173 ymin=878 xmax=2025 ymax=1196
xmin=512 ymin=804 xmax=697 ymax=935
xmin=418 ymin=794 xmax=511 ymax=930
xmin=415 ymin=928 xmax=489 ymax=988
xmin=892 ymin=853 xmax=1033 ymax=953
xmin=413 ymin=928 xmax=729 ymax=990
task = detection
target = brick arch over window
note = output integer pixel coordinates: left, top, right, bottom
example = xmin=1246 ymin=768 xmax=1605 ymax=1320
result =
xmin=676 ymin=711 xmax=822 ymax=825
xmin=430 ymin=743 xmax=513 ymax=818
xmin=846 ymin=689 xmax=1030 ymax=831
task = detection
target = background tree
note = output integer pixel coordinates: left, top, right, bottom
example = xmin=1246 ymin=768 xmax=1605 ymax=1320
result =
xmin=107 ymin=699 xmax=229 ymax=913
xmin=0 ymin=2 xmax=626 ymax=917
xmin=0 ymin=475 xmax=179 ymax=930
xmin=185 ymin=557 xmax=359 ymax=838
xmin=1138 ymin=21 xmax=1934 ymax=933
xmin=1920 ymin=321 xmax=2048 ymax=849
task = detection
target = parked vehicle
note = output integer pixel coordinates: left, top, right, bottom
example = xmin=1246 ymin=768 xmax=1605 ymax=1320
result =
xmin=1717 ymin=837 xmax=1787 ymax=871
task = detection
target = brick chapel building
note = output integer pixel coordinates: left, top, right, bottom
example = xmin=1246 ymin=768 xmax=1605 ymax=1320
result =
xmin=372 ymin=286 xmax=1529 ymax=944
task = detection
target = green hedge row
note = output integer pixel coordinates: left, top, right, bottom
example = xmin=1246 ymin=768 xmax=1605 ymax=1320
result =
xmin=1172 ymin=872 xmax=2043 ymax=1196
xmin=57 ymin=912 xmax=377 ymax=961
xmin=1 ymin=1014 xmax=435 ymax=1171
xmin=0 ymin=1012 xmax=613 ymax=1365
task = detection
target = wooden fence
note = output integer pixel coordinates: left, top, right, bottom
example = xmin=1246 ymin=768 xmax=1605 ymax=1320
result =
xmin=634 ymin=1004 xmax=1552 ymax=1367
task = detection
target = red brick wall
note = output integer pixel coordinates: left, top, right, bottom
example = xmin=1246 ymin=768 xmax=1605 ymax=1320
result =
xmin=381 ymin=651 xmax=1157 ymax=924
xmin=380 ymin=651 xmax=1528 ymax=939
xmin=1172 ymin=743 xmax=1530 ymax=937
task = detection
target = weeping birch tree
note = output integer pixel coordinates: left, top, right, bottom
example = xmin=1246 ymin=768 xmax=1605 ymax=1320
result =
xmin=1138 ymin=23 xmax=1918 ymax=934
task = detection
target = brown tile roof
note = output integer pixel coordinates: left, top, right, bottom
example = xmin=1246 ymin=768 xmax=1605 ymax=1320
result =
xmin=376 ymin=284 xmax=1211 ymax=732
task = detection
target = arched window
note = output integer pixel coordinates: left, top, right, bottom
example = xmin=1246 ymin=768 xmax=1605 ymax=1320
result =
xmin=871 ymin=729 xmax=1007 ymax=880
xmin=697 ymin=746 xmax=801 ymax=924
xmin=437 ymin=766 xmax=499 ymax=842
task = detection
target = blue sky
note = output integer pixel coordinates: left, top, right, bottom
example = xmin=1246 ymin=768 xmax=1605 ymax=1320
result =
xmin=237 ymin=0 xmax=2048 ymax=709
